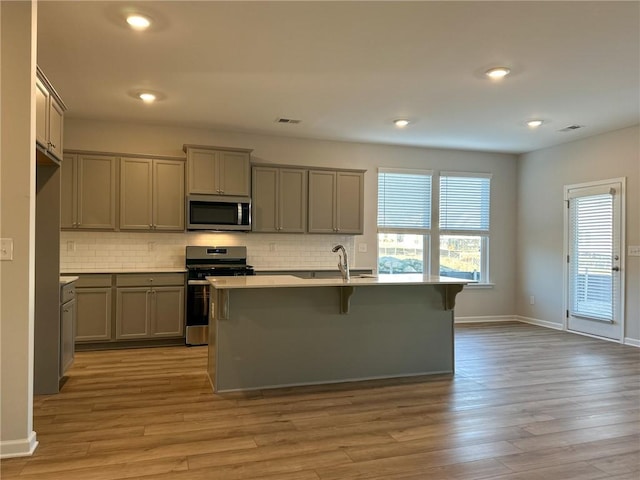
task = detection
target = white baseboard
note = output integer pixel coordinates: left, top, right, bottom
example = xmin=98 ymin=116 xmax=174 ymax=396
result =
xmin=514 ymin=315 xmax=564 ymax=330
xmin=455 ymin=315 xmax=518 ymax=324
xmin=0 ymin=431 xmax=38 ymax=459
xmin=624 ymin=337 xmax=640 ymax=347
xmin=516 ymin=316 xmax=640 ymax=348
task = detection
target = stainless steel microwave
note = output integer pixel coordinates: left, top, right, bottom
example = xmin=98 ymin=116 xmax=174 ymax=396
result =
xmin=186 ymin=195 xmax=251 ymax=231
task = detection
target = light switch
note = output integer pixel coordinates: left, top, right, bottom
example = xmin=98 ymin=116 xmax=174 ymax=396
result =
xmin=629 ymin=245 xmax=640 ymax=257
xmin=358 ymin=243 xmax=368 ymax=253
xmin=1 ymin=238 xmax=14 ymax=261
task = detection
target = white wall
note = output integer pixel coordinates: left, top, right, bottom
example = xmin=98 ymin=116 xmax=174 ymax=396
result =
xmin=516 ymin=125 xmax=640 ymax=343
xmin=0 ymin=1 xmax=38 ymax=458
xmin=65 ymin=118 xmax=519 ymax=318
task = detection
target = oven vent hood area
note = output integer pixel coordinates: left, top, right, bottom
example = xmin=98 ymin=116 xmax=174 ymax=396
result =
xmin=186 ymin=195 xmax=252 ymax=232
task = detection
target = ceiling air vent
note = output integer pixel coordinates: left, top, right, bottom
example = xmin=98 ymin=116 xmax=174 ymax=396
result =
xmin=558 ymin=124 xmax=585 ymax=132
xmin=275 ymin=118 xmax=301 ymax=124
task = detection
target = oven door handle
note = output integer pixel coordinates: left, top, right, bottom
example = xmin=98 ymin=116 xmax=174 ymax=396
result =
xmin=188 ymin=280 xmax=211 ymax=286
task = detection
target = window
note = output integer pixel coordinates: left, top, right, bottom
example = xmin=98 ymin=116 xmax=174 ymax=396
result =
xmin=439 ymin=173 xmax=491 ymax=282
xmin=377 ymin=169 xmax=432 ymax=274
xmin=377 ymin=169 xmax=492 ymax=283
xmin=568 ymin=190 xmax=615 ymax=320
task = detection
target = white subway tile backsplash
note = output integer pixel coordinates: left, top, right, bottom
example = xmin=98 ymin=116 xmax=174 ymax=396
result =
xmin=60 ymin=231 xmax=356 ymax=271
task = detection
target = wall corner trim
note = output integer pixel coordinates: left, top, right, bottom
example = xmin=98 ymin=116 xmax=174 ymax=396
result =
xmin=0 ymin=431 xmax=38 ymax=459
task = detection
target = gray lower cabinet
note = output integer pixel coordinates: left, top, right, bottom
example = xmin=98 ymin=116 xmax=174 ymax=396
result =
xmin=115 ymin=274 xmax=185 ymax=340
xmin=60 ymin=296 xmax=76 ymax=376
xmin=75 ymin=283 xmax=113 ymax=342
xmin=252 ymin=166 xmax=307 ymax=232
xmin=308 ymin=169 xmax=365 ymax=234
xmin=74 ymin=272 xmax=185 ymax=347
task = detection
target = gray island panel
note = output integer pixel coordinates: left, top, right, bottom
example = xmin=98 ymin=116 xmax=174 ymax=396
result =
xmin=208 ymin=276 xmax=464 ymax=392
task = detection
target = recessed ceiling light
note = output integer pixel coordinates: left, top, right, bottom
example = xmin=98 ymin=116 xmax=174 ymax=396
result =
xmin=527 ymin=120 xmax=544 ymax=128
xmin=138 ymin=92 xmax=156 ymax=103
xmin=394 ymin=119 xmax=410 ymax=128
xmin=126 ymin=14 xmax=151 ymax=30
xmin=485 ymin=67 xmax=511 ymax=79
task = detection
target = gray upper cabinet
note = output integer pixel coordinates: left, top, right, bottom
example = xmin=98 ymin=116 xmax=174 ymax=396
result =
xmin=35 ymin=67 xmax=66 ymax=162
xmin=252 ymin=166 xmax=307 ymax=233
xmin=120 ymin=157 xmax=184 ymax=231
xmin=61 ymin=154 xmax=118 ymax=230
xmin=184 ymin=145 xmax=251 ymax=196
xmin=336 ymin=171 xmax=365 ymax=233
xmin=308 ymin=169 xmax=365 ymax=234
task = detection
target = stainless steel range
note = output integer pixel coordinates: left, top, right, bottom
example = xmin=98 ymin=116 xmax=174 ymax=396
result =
xmin=185 ymin=246 xmax=254 ymax=345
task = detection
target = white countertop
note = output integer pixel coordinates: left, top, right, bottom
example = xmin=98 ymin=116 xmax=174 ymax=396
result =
xmin=208 ymin=274 xmax=468 ymax=290
xmin=60 ymin=267 xmax=187 ymax=274
xmin=256 ymin=267 xmax=375 ymax=272
xmin=59 ymin=275 xmax=79 ymax=285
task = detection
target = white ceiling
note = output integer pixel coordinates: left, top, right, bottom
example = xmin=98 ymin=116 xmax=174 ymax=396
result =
xmin=37 ymin=1 xmax=639 ymax=154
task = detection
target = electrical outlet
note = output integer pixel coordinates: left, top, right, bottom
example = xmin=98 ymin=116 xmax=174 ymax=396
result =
xmin=0 ymin=238 xmax=13 ymax=261
xmin=628 ymin=245 xmax=640 ymax=257
xmin=148 ymin=241 xmax=156 ymax=252
xmin=529 ymin=296 xmax=535 ymax=305
xmin=358 ymin=243 xmax=368 ymax=253
xmin=67 ymin=240 xmax=76 ymax=252
xmin=269 ymin=243 xmax=276 ymax=252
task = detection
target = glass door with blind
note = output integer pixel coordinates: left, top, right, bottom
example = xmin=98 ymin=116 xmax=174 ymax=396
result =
xmin=564 ymin=179 xmax=625 ymax=341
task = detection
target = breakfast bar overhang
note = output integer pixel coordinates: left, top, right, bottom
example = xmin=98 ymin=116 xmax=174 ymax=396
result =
xmin=207 ymin=275 xmax=466 ymax=392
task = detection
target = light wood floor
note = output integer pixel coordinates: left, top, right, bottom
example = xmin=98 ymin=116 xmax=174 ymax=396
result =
xmin=2 ymin=322 xmax=639 ymax=479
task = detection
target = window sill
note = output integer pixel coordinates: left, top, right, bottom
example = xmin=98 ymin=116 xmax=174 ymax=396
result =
xmin=464 ymin=282 xmax=495 ymax=289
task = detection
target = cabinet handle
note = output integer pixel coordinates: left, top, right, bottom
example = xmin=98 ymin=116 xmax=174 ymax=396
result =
xmin=63 ymin=308 xmax=69 ymax=313
xmin=50 ymin=143 xmax=56 ymax=149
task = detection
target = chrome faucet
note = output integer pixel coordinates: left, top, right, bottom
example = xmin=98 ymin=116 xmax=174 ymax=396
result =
xmin=331 ymin=244 xmax=350 ymax=281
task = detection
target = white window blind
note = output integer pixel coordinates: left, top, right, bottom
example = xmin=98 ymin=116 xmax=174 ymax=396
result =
xmin=378 ymin=169 xmax=432 ymax=232
xmin=439 ymin=173 xmax=491 ymax=233
xmin=569 ymin=192 xmax=614 ymax=321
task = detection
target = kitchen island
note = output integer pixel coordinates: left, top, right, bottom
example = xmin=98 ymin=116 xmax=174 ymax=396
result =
xmin=207 ymin=274 xmax=467 ymax=392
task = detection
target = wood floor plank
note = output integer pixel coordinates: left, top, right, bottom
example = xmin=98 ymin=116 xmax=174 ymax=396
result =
xmin=1 ymin=323 xmax=638 ymax=480
xmin=588 ymin=451 xmax=640 ymax=476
